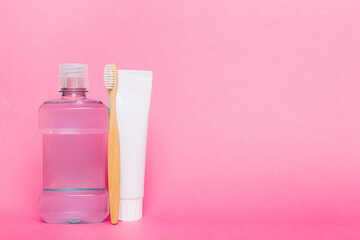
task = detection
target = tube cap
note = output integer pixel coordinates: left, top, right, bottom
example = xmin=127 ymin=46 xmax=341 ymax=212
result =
xmin=59 ymin=64 xmax=89 ymax=90
xmin=119 ymin=198 xmax=143 ymax=221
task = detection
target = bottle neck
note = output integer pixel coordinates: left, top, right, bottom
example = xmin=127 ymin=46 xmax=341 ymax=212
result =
xmin=61 ymin=88 xmax=87 ymax=98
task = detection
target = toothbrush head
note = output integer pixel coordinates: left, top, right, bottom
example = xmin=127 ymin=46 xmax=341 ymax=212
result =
xmin=104 ymin=64 xmax=118 ymax=90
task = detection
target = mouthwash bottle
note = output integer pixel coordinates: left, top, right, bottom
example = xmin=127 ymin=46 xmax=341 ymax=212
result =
xmin=39 ymin=64 xmax=109 ymax=223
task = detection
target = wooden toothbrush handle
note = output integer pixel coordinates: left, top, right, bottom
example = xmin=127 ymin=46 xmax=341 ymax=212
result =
xmin=108 ymin=89 xmax=120 ymax=224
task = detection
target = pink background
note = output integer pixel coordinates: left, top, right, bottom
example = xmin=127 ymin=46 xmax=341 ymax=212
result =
xmin=1 ymin=0 xmax=360 ymax=239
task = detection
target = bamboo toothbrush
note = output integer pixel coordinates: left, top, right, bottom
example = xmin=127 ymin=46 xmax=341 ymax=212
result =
xmin=104 ymin=64 xmax=120 ymax=224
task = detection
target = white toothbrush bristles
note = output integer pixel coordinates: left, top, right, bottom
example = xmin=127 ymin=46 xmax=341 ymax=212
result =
xmin=104 ymin=64 xmax=117 ymax=89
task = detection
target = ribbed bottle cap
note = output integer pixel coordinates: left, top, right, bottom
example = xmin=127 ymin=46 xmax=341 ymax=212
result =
xmin=59 ymin=64 xmax=89 ymax=90
xmin=119 ymin=198 xmax=143 ymax=221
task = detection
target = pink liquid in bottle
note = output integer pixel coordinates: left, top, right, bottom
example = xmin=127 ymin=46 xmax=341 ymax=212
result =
xmin=38 ymin=64 xmax=109 ymax=223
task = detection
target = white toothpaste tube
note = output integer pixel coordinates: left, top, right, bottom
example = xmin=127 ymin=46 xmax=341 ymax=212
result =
xmin=116 ymin=70 xmax=152 ymax=221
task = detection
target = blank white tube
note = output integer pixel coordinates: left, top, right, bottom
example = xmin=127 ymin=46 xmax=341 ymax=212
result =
xmin=116 ymin=70 xmax=152 ymax=221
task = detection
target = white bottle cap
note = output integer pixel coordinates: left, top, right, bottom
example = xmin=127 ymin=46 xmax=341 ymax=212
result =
xmin=119 ymin=198 xmax=143 ymax=221
xmin=59 ymin=64 xmax=89 ymax=90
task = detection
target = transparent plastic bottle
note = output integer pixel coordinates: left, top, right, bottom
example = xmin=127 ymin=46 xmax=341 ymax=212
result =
xmin=39 ymin=64 xmax=109 ymax=223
